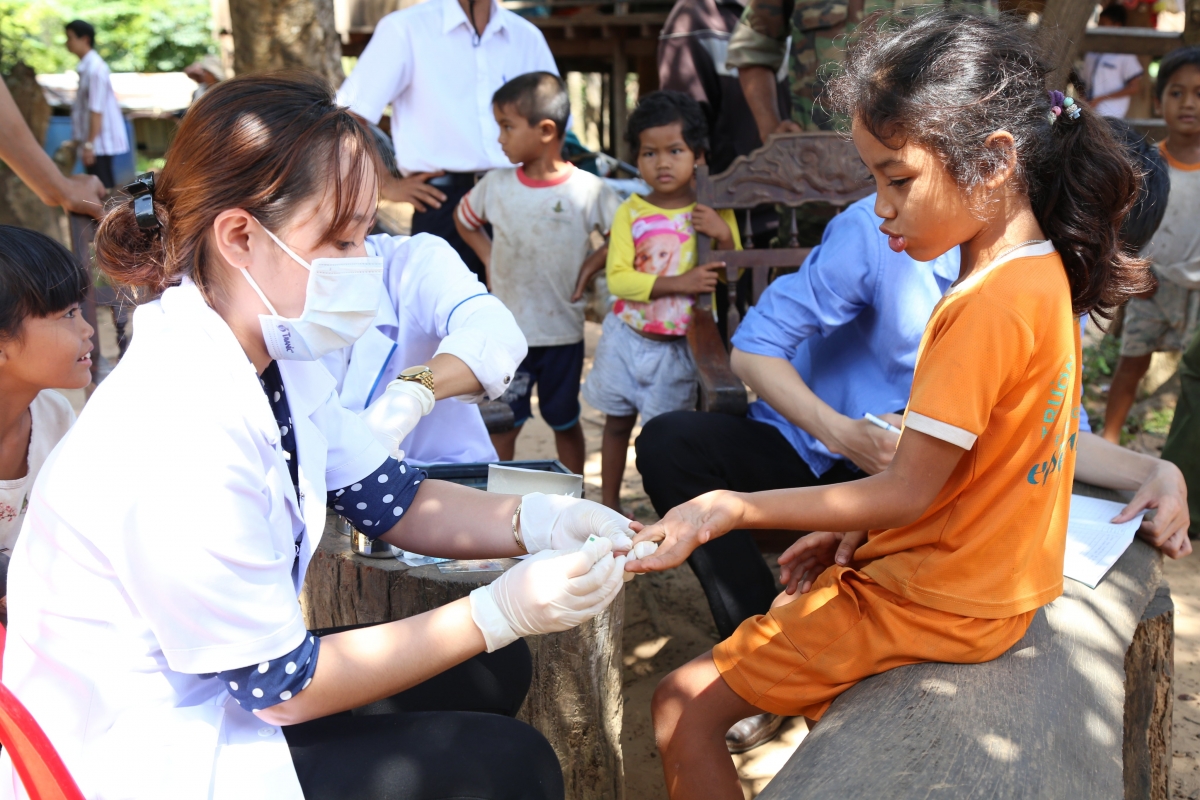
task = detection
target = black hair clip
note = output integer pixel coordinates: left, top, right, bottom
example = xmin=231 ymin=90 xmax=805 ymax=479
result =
xmin=124 ymin=171 xmax=161 ymax=230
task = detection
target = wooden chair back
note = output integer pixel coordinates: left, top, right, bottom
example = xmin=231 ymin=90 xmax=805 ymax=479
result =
xmin=689 ymin=133 xmax=873 ymax=413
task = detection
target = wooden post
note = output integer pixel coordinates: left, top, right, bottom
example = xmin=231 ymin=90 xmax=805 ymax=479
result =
xmin=612 ymin=45 xmax=629 ymax=164
xmin=302 ymin=518 xmax=627 ymax=800
xmin=1186 ymin=0 xmax=1200 ymax=47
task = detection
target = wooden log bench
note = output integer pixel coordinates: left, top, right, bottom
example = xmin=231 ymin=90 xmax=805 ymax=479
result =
xmin=300 ymin=514 xmax=626 ymax=800
xmin=757 ymin=484 xmax=1174 ymax=800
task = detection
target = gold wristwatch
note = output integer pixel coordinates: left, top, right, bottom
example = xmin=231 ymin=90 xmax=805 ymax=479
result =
xmin=398 ymin=365 xmax=435 ymax=398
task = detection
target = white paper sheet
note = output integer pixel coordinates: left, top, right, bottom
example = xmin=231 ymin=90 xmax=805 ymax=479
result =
xmin=1064 ymin=494 xmax=1144 ymax=589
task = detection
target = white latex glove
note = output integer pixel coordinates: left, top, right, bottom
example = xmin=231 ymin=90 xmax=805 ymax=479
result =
xmin=358 ymin=379 xmax=435 ymax=460
xmin=468 ymin=536 xmax=626 ymax=652
xmin=519 ymin=493 xmax=636 ymax=554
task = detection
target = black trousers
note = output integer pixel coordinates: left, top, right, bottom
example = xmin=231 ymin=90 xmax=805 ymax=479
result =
xmin=85 ymin=155 xmax=115 ymax=189
xmin=284 ymin=637 xmax=564 ymax=800
xmin=636 ymin=411 xmax=860 ymax=639
xmin=411 ymin=181 xmax=490 ymax=284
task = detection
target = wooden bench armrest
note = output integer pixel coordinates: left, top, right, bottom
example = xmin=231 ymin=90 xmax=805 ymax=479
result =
xmin=687 ymin=307 xmax=747 ymax=415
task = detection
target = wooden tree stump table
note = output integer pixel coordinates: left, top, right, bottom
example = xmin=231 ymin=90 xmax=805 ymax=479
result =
xmin=301 ymin=514 xmax=626 ymax=800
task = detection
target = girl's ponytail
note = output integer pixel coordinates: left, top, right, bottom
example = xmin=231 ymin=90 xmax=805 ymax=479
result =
xmin=1031 ymin=98 xmax=1153 ymax=318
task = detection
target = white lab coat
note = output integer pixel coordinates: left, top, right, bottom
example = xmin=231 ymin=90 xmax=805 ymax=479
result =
xmin=321 ymin=233 xmax=527 ymax=464
xmin=0 ymin=279 xmax=388 ymax=800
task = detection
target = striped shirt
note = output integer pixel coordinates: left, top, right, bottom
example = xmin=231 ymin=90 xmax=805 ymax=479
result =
xmin=72 ymin=50 xmax=129 ymax=157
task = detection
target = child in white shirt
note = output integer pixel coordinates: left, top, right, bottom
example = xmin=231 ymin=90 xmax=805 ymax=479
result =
xmin=0 ymin=226 xmax=93 ymax=605
xmin=456 ymin=72 xmax=620 ymax=474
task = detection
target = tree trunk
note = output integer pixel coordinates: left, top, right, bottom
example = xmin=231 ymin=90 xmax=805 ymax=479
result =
xmin=0 ymin=63 xmax=69 ymax=246
xmin=228 ymin=0 xmax=344 ymax=86
xmin=1039 ymin=0 xmax=1101 ymax=87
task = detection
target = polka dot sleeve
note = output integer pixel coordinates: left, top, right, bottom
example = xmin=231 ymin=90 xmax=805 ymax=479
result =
xmin=208 ymin=633 xmax=320 ymax=712
xmin=328 ymin=457 xmax=427 ymax=539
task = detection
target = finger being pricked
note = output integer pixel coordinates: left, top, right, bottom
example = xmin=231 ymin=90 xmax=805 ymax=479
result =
xmin=624 ymin=524 xmax=703 ymax=574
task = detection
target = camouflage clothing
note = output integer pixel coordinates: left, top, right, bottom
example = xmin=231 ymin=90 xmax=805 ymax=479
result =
xmin=727 ymin=0 xmax=982 ymax=130
xmin=727 ymin=0 xmax=890 ymax=130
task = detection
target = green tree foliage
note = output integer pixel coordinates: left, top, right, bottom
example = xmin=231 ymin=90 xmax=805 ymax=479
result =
xmin=0 ymin=0 xmax=215 ymax=75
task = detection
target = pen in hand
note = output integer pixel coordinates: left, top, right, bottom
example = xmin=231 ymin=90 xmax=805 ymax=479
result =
xmin=864 ymin=412 xmax=902 ymax=435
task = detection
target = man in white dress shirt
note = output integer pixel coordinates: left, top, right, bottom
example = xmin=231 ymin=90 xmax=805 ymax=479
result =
xmin=337 ymin=0 xmax=559 ymax=282
xmin=65 ymin=20 xmax=130 ymax=189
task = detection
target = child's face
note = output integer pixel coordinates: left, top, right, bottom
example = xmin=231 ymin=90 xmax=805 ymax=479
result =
xmin=1157 ymin=64 xmax=1200 ymax=139
xmin=853 ymin=120 xmax=986 ymax=263
xmin=494 ymin=104 xmax=558 ymax=165
xmin=635 ymin=123 xmax=699 ymax=197
xmin=0 ymin=304 xmax=94 ymax=391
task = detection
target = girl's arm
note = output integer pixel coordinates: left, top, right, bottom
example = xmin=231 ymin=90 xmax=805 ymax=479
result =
xmin=627 ymin=427 xmax=965 ymax=573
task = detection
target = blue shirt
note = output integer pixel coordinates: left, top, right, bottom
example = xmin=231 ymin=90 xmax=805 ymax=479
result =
xmin=731 ymin=195 xmax=960 ymax=477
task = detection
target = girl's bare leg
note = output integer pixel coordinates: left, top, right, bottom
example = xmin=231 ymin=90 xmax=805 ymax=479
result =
xmin=652 ymin=651 xmax=763 ymax=800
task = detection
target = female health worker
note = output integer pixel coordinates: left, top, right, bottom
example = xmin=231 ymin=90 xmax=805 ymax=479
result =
xmin=0 ymin=73 xmax=639 ymax=800
xmin=323 ymin=228 xmax=527 ymax=465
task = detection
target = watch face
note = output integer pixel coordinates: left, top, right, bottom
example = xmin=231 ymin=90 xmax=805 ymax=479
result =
xmin=401 ymin=366 xmax=430 ymax=378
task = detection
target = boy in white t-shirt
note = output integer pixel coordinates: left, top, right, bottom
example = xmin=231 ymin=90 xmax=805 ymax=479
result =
xmin=456 ymin=72 xmax=620 ymax=474
xmin=1083 ymin=5 xmax=1145 ymax=119
xmin=0 ymin=226 xmax=93 ymax=611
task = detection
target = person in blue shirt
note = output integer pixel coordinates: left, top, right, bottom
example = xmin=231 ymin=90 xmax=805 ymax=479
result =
xmin=636 ymin=191 xmax=1191 ymax=752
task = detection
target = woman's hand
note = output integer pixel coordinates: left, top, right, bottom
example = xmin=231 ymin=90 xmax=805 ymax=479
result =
xmin=469 ymin=536 xmax=627 ymax=651
xmin=358 ymin=379 xmax=435 ymax=459
xmin=519 ymin=493 xmax=642 ymax=554
xmin=625 ymin=490 xmax=745 ymax=574
xmin=778 ymin=530 xmax=867 ymax=595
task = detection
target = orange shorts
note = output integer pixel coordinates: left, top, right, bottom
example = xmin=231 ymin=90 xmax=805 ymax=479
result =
xmin=712 ymin=565 xmax=1035 ymax=720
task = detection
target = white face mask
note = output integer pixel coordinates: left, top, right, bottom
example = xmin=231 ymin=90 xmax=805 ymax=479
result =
xmin=241 ymin=225 xmax=384 ymax=361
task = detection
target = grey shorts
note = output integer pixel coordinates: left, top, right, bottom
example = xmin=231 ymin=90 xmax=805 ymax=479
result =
xmin=1121 ymin=278 xmax=1200 ymax=357
xmin=581 ymin=313 xmax=698 ymax=422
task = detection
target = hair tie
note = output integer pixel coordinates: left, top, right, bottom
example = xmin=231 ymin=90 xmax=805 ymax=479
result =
xmin=1047 ymin=90 xmax=1080 ymax=124
xmin=124 ymin=171 xmax=161 ymax=231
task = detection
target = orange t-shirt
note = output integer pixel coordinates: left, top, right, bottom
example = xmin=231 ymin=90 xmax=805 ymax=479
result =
xmin=856 ymin=241 xmax=1081 ymax=619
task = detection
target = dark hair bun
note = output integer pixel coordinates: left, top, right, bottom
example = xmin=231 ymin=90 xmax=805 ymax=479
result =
xmin=94 ymin=194 xmax=170 ymax=292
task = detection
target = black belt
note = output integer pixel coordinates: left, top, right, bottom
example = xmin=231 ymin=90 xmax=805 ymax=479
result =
xmin=427 ymin=171 xmax=487 ymax=189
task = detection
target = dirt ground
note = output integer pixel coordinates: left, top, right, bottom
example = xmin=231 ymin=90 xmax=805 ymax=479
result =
xmin=74 ymin=309 xmax=1198 ymax=799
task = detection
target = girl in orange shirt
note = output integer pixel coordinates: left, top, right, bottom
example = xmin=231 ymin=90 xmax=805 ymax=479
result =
xmin=624 ymin=10 xmax=1153 ymax=799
